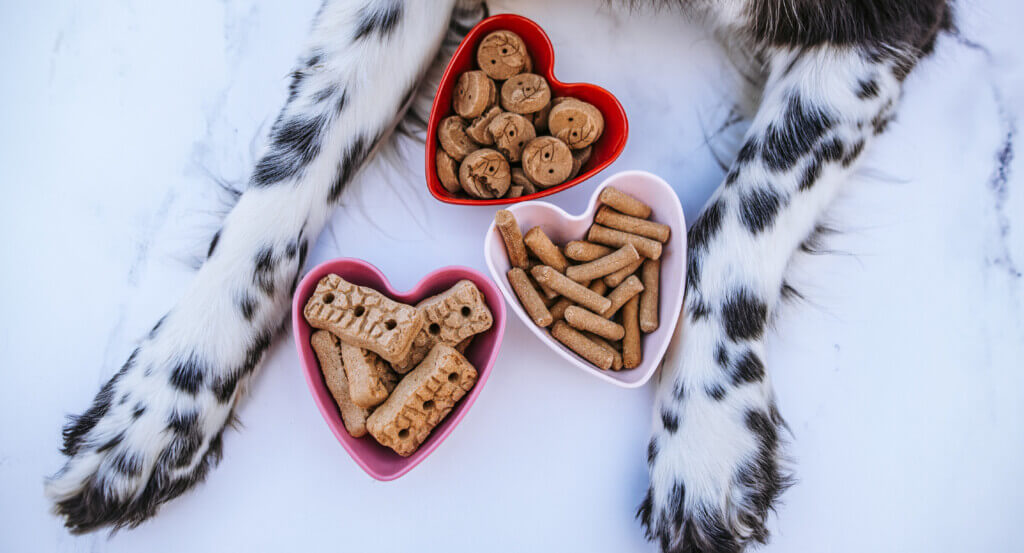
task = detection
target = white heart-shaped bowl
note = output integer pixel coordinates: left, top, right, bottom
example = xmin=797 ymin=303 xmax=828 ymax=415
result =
xmin=483 ymin=170 xmax=686 ymax=388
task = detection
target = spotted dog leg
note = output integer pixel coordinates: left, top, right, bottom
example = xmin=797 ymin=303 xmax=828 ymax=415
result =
xmin=43 ymin=0 xmax=478 ymax=533
xmin=640 ymin=45 xmax=921 ymax=552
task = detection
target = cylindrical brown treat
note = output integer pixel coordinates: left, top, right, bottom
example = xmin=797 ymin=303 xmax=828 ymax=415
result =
xmin=507 ymin=185 xmax=524 ymax=198
xmin=488 ymin=112 xmax=535 ymax=163
xmin=465 ymin=105 xmax=503 ymax=145
xmin=453 ymin=70 xmax=496 ymax=119
xmin=603 ymin=257 xmax=644 ymax=287
xmin=639 ymin=258 xmax=660 ymax=332
xmin=500 ymin=73 xmax=551 ymax=114
xmin=477 ymin=30 xmax=531 ymax=80
xmin=549 ymin=297 xmax=573 ymax=321
xmin=460 ymin=148 xmax=511 ymax=199
xmin=564 ymin=240 xmax=614 ymax=262
xmin=622 ymin=295 xmax=642 ymax=369
xmin=601 ymin=274 xmax=644 ymax=318
xmin=588 ymin=224 xmax=662 ymax=260
xmin=547 ymin=98 xmax=604 ymax=149
xmin=436 ymin=149 xmax=461 ymax=194
xmin=511 ymin=167 xmax=537 ymax=196
xmin=531 ymin=265 xmax=611 ymax=314
xmin=507 ymin=268 xmax=553 ymax=327
xmin=588 ymin=279 xmax=607 ymax=296
xmin=599 ymin=186 xmax=652 ymax=219
xmin=585 ymin=332 xmax=623 ymax=371
xmin=531 ymin=102 xmax=552 ymax=134
xmin=495 ymin=209 xmax=529 ymax=269
xmin=438 ymin=115 xmax=478 ymax=162
xmin=565 ymin=244 xmax=640 ymax=282
xmin=595 ymin=206 xmax=671 ymax=242
xmin=551 ymin=321 xmax=613 ymax=370
xmin=564 ymin=305 xmax=625 ymax=341
xmin=522 ymin=136 xmax=573 ymax=188
xmin=569 ymin=145 xmax=592 ymax=179
xmin=523 ymin=227 xmax=569 ymax=272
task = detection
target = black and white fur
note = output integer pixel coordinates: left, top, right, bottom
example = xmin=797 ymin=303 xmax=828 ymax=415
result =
xmin=46 ymin=0 xmax=952 ymax=550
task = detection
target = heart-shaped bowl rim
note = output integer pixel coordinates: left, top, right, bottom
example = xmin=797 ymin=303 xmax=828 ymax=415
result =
xmin=425 ymin=13 xmax=629 ymax=206
xmin=483 ymin=170 xmax=686 ymax=388
xmin=292 ymin=258 xmax=507 ymax=480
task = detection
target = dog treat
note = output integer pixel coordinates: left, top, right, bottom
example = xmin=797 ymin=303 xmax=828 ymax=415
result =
xmin=487 ymin=112 xmax=535 ymax=163
xmin=508 ymin=268 xmax=553 ymax=327
xmin=477 ymin=30 xmax=531 ymax=80
xmin=564 ymin=240 xmax=614 ymax=262
xmin=393 ymin=280 xmax=494 ymax=373
xmin=459 ymin=148 xmax=511 ymax=199
xmin=500 ymin=73 xmax=551 ymax=114
xmin=601 ymin=274 xmax=644 ymax=319
xmin=511 ymin=167 xmax=537 ymax=195
xmin=548 ymin=297 xmax=572 ymax=321
xmin=495 ymin=209 xmax=529 ymax=269
xmin=595 ymin=206 xmax=671 ymax=242
xmin=548 ymin=98 xmax=604 ymax=149
xmin=438 ymin=115 xmax=478 ymax=161
xmin=565 ymin=244 xmax=640 ymax=282
xmin=522 ymin=136 xmax=573 ymax=187
xmin=622 ymin=295 xmax=642 ymax=369
xmin=341 ymin=344 xmax=399 ymax=409
xmin=435 ymin=149 xmax=461 ymax=194
xmin=564 ymin=305 xmax=625 ymax=341
xmin=531 ymin=101 xmax=552 ymax=134
xmin=603 ymin=257 xmax=644 ymax=287
xmin=584 ymin=332 xmax=623 ymax=371
xmin=639 ymin=258 xmax=660 ymax=332
xmin=569 ymin=145 xmax=592 ymax=179
xmin=588 ymin=279 xmax=608 ymax=296
xmin=599 ymin=186 xmax=652 ymax=219
xmin=551 ymin=321 xmax=613 ymax=370
xmin=465 ymin=105 xmax=503 ymax=145
xmin=303 ymin=274 xmax=424 ymax=364
xmin=524 ymin=227 xmax=569 ymax=272
xmin=310 ymin=331 xmax=370 ymax=437
xmin=453 ymin=70 xmax=497 ymax=119
xmin=366 ymin=345 xmax=478 ymax=457
xmin=531 ymin=265 xmax=611 ymax=314
xmin=507 ymin=185 xmax=524 ymax=198
xmin=588 ymin=224 xmax=663 ymax=260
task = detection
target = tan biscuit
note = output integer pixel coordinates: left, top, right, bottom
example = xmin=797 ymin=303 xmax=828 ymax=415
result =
xmin=522 ymin=137 xmax=573 ymax=188
xmin=487 ymin=112 xmax=535 ymax=163
xmin=531 ymin=265 xmax=611 ymax=313
xmin=523 ymin=226 xmax=569 ymax=272
xmin=569 ymin=145 xmax=592 ymax=179
xmin=508 ymin=268 xmax=553 ymax=327
xmin=588 ymin=279 xmax=608 ymax=296
xmin=598 ymin=186 xmax=652 ymax=219
xmin=595 ymin=206 xmax=671 ymax=242
xmin=465 ymin=105 xmax=503 ymax=145
xmin=584 ymin=332 xmax=623 ymax=371
xmin=622 ymin=295 xmax=642 ymax=369
xmin=548 ymin=297 xmax=572 ymax=321
xmin=526 ymin=259 xmax=560 ymax=300
xmin=303 ymin=274 xmax=424 ymax=364
xmin=500 ymin=73 xmax=551 ymax=114
xmin=565 ymin=244 xmax=640 ymax=282
xmin=551 ymin=321 xmax=613 ymax=370
xmin=393 ymin=280 xmax=494 ymax=373
xmin=531 ymin=101 xmax=552 ymax=134
xmin=495 ymin=209 xmax=529 ymax=269
xmin=477 ymin=30 xmax=531 ymax=80
xmin=310 ymin=331 xmax=370 ymax=437
xmin=459 ymin=148 xmax=511 ymax=199
xmin=603 ymin=257 xmax=644 ymax=287
xmin=639 ymin=258 xmax=660 ymax=332
xmin=340 ymin=344 xmax=399 ymax=409
xmin=366 ymin=345 xmax=478 ymax=457
xmin=601 ymin=274 xmax=644 ymax=319
xmin=588 ymin=224 xmax=662 ymax=260
xmin=453 ymin=70 xmax=496 ymax=119
xmin=548 ymin=98 xmax=604 ymax=149
xmin=438 ymin=115 xmax=478 ymax=161
xmin=511 ymin=167 xmax=538 ymax=195
xmin=564 ymin=305 xmax=625 ymax=341
xmin=436 ymin=149 xmax=461 ymax=194
xmin=564 ymin=240 xmax=614 ymax=262
xmin=507 ymin=185 xmax=524 ymax=198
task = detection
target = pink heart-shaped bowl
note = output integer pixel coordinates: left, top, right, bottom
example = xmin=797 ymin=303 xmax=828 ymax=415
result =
xmin=292 ymin=258 xmax=506 ymax=480
xmin=484 ymin=170 xmax=686 ymax=388
xmin=426 ymin=13 xmax=628 ymax=205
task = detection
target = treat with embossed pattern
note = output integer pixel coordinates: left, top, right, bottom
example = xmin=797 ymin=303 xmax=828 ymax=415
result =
xmin=340 ymin=344 xmax=399 ymax=409
xmin=453 ymin=70 xmax=496 ymax=119
xmin=310 ymin=331 xmax=370 ymax=438
xmin=393 ymin=280 xmax=493 ymax=373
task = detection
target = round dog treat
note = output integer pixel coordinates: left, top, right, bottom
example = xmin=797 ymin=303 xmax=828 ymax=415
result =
xmin=548 ymin=98 xmax=604 ymax=149
xmin=531 ymin=265 xmax=611 ymax=314
xmin=436 ymin=149 xmax=461 ymax=194
xmin=603 ymin=257 xmax=644 ymax=287
xmin=495 ymin=209 xmax=529 ymax=269
xmin=453 ymin=70 xmax=497 ymax=119
xmin=465 ymin=105 xmax=503 ymax=145
xmin=639 ymin=258 xmax=660 ymax=332
xmin=551 ymin=321 xmax=614 ymax=370
xmin=508 ymin=268 xmax=553 ymax=327
xmin=438 ymin=115 xmax=478 ymax=161
xmin=565 ymin=244 xmax=640 ymax=282
xmin=569 ymin=145 xmax=592 ymax=179
xmin=522 ymin=137 xmax=573 ymax=188
xmin=500 ymin=73 xmax=551 ymax=114
xmin=595 ymin=205 xmax=671 ymax=242
xmin=524 ymin=227 xmax=569 ymax=272
xmin=511 ymin=167 xmax=537 ymax=196
xmin=622 ymin=295 xmax=642 ymax=369
xmin=487 ymin=112 xmax=536 ymax=163
xmin=531 ymin=102 xmax=552 ymax=134
xmin=588 ymin=224 xmax=662 ymax=260
xmin=565 ymin=305 xmax=625 ymax=341
xmin=598 ymin=186 xmax=652 ymax=218
xmin=564 ymin=240 xmax=614 ymax=262
xmin=459 ymin=148 xmax=511 ymax=199
xmin=477 ymin=30 xmax=531 ymax=80
xmin=601 ymin=274 xmax=644 ymax=319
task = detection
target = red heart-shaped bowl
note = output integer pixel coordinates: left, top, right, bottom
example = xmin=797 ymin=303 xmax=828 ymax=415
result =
xmin=292 ymin=258 xmax=506 ymax=481
xmin=426 ymin=13 xmax=629 ymax=205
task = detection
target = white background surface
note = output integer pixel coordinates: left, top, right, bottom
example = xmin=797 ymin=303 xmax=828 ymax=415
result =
xmin=2 ymin=1 xmax=1023 ymax=551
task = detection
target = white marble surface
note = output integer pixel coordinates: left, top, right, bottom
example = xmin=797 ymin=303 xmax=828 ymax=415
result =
xmin=2 ymin=1 xmax=1023 ymax=551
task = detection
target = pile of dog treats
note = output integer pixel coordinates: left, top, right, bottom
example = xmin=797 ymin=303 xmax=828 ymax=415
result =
xmin=304 ymin=275 xmax=493 ymax=456
xmin=436 ymin=29 xmax=604 ymax=199
xmin=495 ymin=186 xmax=667 ymax=370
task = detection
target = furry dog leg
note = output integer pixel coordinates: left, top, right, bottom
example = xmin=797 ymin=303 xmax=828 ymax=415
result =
xmin=45 ymin=0 xmax=468 ymax=533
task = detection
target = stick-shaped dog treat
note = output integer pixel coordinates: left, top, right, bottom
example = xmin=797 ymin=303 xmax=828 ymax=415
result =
xmin=310 ymin=331 xmax=370 ymax=438
xmin=551 ymin=279 xmax=600 ymax=320
xmin=340 ymin=344 xmax=399 ymax=408
xmin=584 ymin=332 xmax=623 ymax=371
xmin=601 ymin=274 xmax=644 ymax=318
xmin=531 ymin=265 xmax=611 ymax=313
xmin=588 ymin=279 xmax=608 ymax=296
xmin=639 ymin=258 xmax=660 ymax=332
xmin=524 ymin=227 xmax=569 ymax=272
xmin=588 ymin=224 xmax=662 ymax=260
xmin=551 ymin=321 xmax=614 ymax=370
xmin=564 ymin=240 xmax=614 ymax=262
xmin=566 ymin=244 xmax=640 ymax=282
xmin=508 ymin=268 xmax=553 ymax=327
xmin=598 ymin=186 xmax=652 ymax=219
xmin=595 ymin=206 xmax=671 ymax=242
xmin=622 ymin=295 xmax=642 ymax=369
xmin=603 ymin=257 xmax=644 ymax=287
xmin=495 ymin=210 xmax=529 ymax=270
xmin=564 ymin=306 xmax=625 ymax=341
